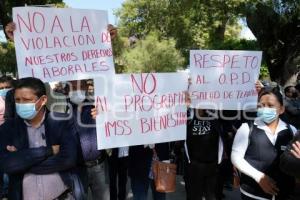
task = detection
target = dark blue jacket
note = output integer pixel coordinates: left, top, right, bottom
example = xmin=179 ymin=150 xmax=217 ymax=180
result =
xmin=69 ymin=100 xmax=102 ymax=162
xmin=68 ymin=100 xmax=105 ymax=195
xmin=0 ymin=111 xmax=83 ymax=200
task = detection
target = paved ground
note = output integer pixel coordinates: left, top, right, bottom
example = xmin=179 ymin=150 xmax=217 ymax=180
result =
xmin=1 ymin=175 xmax=241 ymax=200
xmin=126 ymin=175 xmax=242 ymax=200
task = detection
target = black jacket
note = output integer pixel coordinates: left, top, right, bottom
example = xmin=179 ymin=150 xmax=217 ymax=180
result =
xmin=0 ymin=111 xmax=84 ymax=200
xmin=4 ymin=89 xmax=16 ymax=120
xmin=280 ymin=133 xmax=300 ymax=179
xmin=241 ymin=124 xmax=294 ymax=200
xmin=128 ymin=143 xmax=170 ymax=180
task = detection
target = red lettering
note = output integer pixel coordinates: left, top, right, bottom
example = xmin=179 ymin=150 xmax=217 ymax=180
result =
xmin=32 ymin=12 xmax=45 ymax=33
xmin=130 ymin=73 xmax=157 ymax=95
xmin=124 ymin=95 xmax=133 ymax=112
xmin=231 ymin=73 xmax=239 ymax=84
xmin=104 ymin=120 xmax=132 ymax=137
xmin=222 ymin=55 xmax=231 ymax=68
xmin=81 ymin=16 xmax=91 ymax=32
xmin=70 ymin=16 xmax=79 ymax=32
xmin=242 ymin=72 xmax=251 ymax=84
xmin=67 ymin=65 xmax=75 ymax=75
xmin=251 ymin=56 xmax=258 ymax=69
xmin=101 ymin=32 xmax=111 ymax=43
xmin=196 ymin=75 xmax=209 ymax=84
xmin=231 ymin=55 xmax=239 ymax=68
xmin=96 ymin=96 xmax=108 ymax=112
xmin=17 ymin=12 xmax=32 ymax=33
xmin=20 ymin=37 xmax=30 ymax=50
xmin=193 ymin=54 xmax=202 ymax=68
xmin=51 ymin=15 xmax=64 ymax=33
xmin=43 ymin=68 xmax=51 ymax=79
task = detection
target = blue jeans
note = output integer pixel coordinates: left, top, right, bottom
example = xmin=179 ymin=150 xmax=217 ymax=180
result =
xmin=87 ymin=161 xmax=110 ymax=200
xmin=131 ymin=177 xmax=166 ymax=200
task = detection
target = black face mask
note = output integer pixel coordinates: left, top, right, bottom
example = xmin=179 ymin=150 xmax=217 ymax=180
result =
xmin=292 ymin=92 xmax=298 ymax=98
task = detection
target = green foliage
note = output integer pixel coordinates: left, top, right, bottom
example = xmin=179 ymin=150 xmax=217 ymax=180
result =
xmin=0 ymin=42 xmax=17 ymax=75
xmin=209 ymin=38 xmax=270 ymax=79
xmin=116 ymin=0 xmax=255 ymax=66
xmin=117 ymin=0 xmax=250 ymax=41
xmin=210 ymin=38 xmax=259 ymax=50
xmin=112 ymin=35 xmax=128 ymax=74
xmin=122 ymin=32 xmax=184 ymax=73
xmin=246 ymin=0 xmax=300 ymax=84
xmin=259 ymin=64 xmax=270 ymax=79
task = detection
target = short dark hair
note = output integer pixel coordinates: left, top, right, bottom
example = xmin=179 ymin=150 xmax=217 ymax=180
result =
xmin=259 ymin=87 xmax=284 ymax=106
xmin=284 ymin=85 xmax=295 ymax=95
xmin=0 ymin=76 xmax=15 ymax=87
xmin=15 ymin=77 xmax=46 ymax=98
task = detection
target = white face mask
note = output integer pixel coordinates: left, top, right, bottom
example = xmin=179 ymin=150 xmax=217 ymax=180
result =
xmin=69 ymin=90 xmax=86 ymax=105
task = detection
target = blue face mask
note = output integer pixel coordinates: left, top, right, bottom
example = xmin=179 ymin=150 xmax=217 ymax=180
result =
xmin=0 ymin=88 xmax=11 ymax=98
xmin=16 ymin=101 xmax=39 ymax=120
xmin=257 ymin=107 xmax=278 ymax=124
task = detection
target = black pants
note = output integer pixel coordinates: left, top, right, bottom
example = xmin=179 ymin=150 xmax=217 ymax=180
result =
xmin=185 ymin=161 xmax=218 ymax=200
xmin=108 ymin=156 xmax=129 ymax=200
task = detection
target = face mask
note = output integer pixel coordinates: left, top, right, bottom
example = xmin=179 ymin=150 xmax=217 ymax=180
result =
xmin=0 ymin=88 xmax=11 ymax=98
xmin=257 ymin=107 xmax=278 ymax=124
xmin=69 ymin=90 xmax=86 ymax=105
xmin=15 ymin=99 xmax=41 ymax=120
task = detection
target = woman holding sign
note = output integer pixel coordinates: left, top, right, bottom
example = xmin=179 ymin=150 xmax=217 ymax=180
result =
xmin=231 ymin=88 xmax=297 ymax=200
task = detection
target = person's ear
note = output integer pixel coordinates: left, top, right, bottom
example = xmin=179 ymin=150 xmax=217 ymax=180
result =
xmin=39 ymin=95 xmax=48 ymax=107
xmin=278 ymin=105 xmax=285 ymax=115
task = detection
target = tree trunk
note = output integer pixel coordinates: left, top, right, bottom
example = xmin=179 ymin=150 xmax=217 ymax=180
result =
xmin=246 ymin=3 xmax=300 ymax=85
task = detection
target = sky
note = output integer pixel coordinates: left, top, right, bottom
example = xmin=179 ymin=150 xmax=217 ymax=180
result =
xmin=63 ymin=0 xmax=125 ymax=25
xmin=0 ymin=0 xmax=255 ymax=41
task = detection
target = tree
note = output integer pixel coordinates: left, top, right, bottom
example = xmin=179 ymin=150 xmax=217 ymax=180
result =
xmin=122 ymin=32 xmax=184 ymax=73
xmin=0 ymin=42 xmax=17 ymax=75
xmin=246 ymin=1 xmax=300 ymax=85
xmin=116 ymin=0 xmax=253 ymax=63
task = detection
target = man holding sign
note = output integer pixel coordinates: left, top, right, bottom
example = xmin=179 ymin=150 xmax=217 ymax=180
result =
xmin=6 ymin=6 xmax=118 ymax=200
xmin=94 ymin=72 xmax=188 ymax=200
xmin=94 ymin=73 xmax=189 ymax=149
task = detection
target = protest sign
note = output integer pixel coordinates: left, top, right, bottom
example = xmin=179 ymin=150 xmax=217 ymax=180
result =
xmin=189 ymin=50 xmax=262 ymax=110
xmin=13 ymin=7 xmax=115 ymax=82
xmin=95 ymin=73 xmax=188 ymax=149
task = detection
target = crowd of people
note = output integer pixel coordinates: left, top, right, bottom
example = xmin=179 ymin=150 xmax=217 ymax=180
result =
xmin=0 ymin=18 xmax=299 ymax=200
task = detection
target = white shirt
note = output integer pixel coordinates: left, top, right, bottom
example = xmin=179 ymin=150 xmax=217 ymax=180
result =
xmin=23 ymin=116 xmax=68 ymax=200
xmin=231 ymin=118 xmax=297 ymax=200
xmin=118 ymin=147 xmax=129 ymax=158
